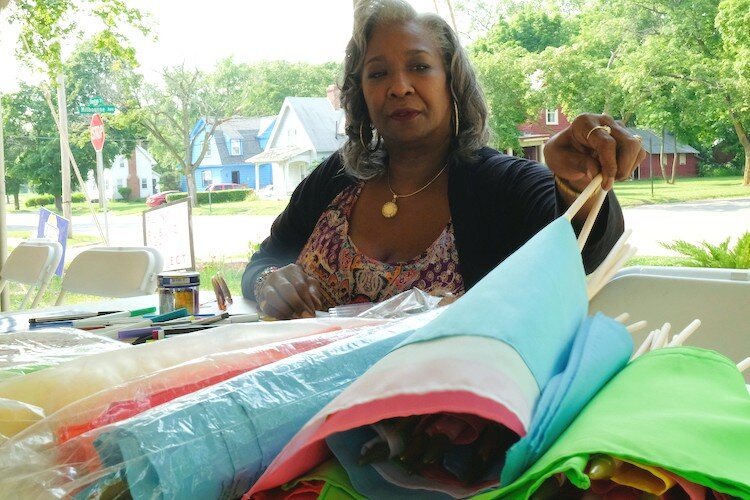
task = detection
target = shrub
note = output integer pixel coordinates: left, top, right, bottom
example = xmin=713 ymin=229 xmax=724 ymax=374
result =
xmin=25 ymin=194 xmax=54 ymax=207
xmin=159 ymin=171 xmax=181 ymax=191
xmin=71 ymin=192 xmax=85 ymax=203
xmin=118 ymin=187 xmax=132 ymax=200
xmin=661 ymin=232 xmax=750 ymax=268
xmin=166 ymin=189 xmax=254 ymax=204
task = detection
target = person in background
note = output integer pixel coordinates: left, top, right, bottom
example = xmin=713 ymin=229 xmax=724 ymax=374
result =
xmin=242 ymin=0 xmax=645 ymax=319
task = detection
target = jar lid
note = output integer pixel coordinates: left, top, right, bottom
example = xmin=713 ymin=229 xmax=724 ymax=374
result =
xmin=158 ymin=271 xmax=200 ymax=287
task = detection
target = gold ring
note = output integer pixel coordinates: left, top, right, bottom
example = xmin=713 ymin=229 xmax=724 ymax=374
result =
xmin=632 ymin=134 xmax=643 ymax=143
xmin=586 ymin=125 xmax=612 ymax=141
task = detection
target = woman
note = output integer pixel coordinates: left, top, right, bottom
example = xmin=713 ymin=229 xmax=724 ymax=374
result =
xmin=242 ymin=0 xmax=644 ymax=319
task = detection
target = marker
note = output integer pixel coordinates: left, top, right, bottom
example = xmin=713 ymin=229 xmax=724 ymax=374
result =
xmin=149 ymin=308 xmax=189 ymax=323
xmin=227 ymin=313 xmax=260 ymax=324
xmin=118 ymin=326 xmax=164 ymax=340
xmin=95 ymin=319 xmax=154 ymax=339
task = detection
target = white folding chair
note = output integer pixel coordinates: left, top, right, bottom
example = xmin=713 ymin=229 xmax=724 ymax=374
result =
xmin=55 ymin=246 xmax=164 ymax=305
xmin=0 ymin=239 xmax=64 ymax=310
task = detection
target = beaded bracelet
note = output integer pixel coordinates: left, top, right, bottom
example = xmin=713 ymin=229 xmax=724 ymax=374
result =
xmin=253 ymin=266 xmax=278 ymax=301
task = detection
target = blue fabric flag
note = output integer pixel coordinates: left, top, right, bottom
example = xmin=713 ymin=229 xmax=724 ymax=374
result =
xmin=400 ymin=218 xmax=588 ymax=389
xmin=500 ymin=313 xmax=633 ymax=484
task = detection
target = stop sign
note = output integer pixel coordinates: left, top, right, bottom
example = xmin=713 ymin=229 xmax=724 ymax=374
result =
xmin=90 ymin=113 xmax=105 ymax=152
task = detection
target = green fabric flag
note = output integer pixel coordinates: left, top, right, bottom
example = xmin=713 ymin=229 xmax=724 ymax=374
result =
xmin=281 ymin=459 xmax=364 ymax=500
xmin=476 ymin=347 xmax=750 ymax=499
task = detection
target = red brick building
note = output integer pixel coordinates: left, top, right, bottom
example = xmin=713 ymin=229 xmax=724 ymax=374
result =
xmin=517 ymin=109 xmax=700 ymax=178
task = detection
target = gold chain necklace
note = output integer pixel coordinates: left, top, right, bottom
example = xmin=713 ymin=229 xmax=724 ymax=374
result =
xmin=381 ymin=163 xmax=448 ymax=219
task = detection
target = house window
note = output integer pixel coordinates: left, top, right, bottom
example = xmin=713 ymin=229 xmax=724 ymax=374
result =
xmin=679 ymin=153 xmax=687 ymax=165
xmin=230 ymin=139 xmax=242 ymax=156
xmin=141 ymin=178 xmax=148 ymax=189
xmin=545 ymin=109 xmax=559 ymax=125
xmin=201 ymin=170 xmax=212 ymax=188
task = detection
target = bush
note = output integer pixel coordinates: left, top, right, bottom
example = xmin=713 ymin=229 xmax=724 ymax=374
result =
xmin=25 ymin=194 xmax=54 ymax=207
xmin=698 ymin=162 xmax=743 ymax=178
xmin=661 ymin=232 xmax=750 ymax=268
xmin=118 ymin=187 xmax=132 ymax=200
xmin=159 ymin=171 xmax=181 ymax=191
xmin=166 ymin=189 xmax=254 ymax=204
xmin=71 ymin=192 xmax=85 ymax=203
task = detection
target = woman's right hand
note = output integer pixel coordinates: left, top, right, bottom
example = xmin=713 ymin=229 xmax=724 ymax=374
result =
xmin=256 ymin=264 xmax=323 ymax=319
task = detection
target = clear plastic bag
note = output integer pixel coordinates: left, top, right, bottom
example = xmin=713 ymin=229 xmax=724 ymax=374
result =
xmin=328 ymin=288 xmax=448 ymax=319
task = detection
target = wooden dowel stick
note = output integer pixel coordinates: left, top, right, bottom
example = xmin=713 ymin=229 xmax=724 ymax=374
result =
xmin=578 ymin=188 xmax=608 ymax=251
xmin=626 ymin=320 xmax=648 ymax=334
xmin=737 ymin=357 xmax=750 ymax=373
xmin=563 ymin=174 xmax=603 ymax=222
xmin=668 ymin=319 xmax=702 ymax=347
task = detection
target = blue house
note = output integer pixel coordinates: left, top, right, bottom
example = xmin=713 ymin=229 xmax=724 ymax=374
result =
xmin=182 ymin=116 xmax=276 ymax=191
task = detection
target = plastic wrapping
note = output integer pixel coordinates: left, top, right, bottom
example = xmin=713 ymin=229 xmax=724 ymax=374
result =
xmin=0 ymin=317 xmax=379 ymax=441
xmin=328 ymin=288 xmax=444 ymax=319
xmin=0 ymin=312 xmax=441 ymax=498
xmin=0 ymin=328 xmax=126 ymax=380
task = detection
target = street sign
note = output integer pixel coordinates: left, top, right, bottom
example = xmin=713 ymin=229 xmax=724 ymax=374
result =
xmin=78 ymin=104 xmax=116 ymax=114
xmin=90 ymin=114 xmax=105 ymax=152
xmin=78 ymin=96 xmax=116 ymax=115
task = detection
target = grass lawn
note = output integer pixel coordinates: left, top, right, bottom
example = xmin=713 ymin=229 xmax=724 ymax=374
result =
xmin=8 ymin=196 xmax=289 ymax=217
xmin=612 ymin=176 xmax=749 ymax=207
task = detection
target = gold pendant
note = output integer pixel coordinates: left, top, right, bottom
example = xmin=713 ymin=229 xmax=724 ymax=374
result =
xmin=381 ymin=200 xmax=398 ymax=218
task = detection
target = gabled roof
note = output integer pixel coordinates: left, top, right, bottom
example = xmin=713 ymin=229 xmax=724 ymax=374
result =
xmin=203 ymin=116 xmax=275 ymax=165
xmin=627 ymin=127 xmax=699 ymax=155
xmin=269 ymin=97 xmax=346 ymax=153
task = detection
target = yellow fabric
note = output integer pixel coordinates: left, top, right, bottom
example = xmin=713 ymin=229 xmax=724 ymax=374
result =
xmin=611 ymin=457 xmax=676 ymax=495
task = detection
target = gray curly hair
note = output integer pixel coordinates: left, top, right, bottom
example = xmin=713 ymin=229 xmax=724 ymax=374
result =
xmin=339 ymin=0 xmax=489 ymax=180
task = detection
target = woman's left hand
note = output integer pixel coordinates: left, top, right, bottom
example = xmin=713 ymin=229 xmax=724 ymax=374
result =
xmin=544 ymin=113 xmax=647 ymax=191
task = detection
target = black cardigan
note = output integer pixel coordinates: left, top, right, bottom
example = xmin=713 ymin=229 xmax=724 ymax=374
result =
xmin=241 ymin=148 xmax=623 ymax=300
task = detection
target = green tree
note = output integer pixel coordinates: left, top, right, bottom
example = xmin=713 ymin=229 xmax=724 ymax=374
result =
xmin=5 ymin=0 xmax=149 ymax=227
xmin=136 ymin=64 xmax=250 ymax=206
xmin=244 ymin=60 xmax=342 ymax=116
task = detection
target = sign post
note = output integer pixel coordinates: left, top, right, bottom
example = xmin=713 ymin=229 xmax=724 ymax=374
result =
xmin=90 ymin=114 xmax=109 ymax=242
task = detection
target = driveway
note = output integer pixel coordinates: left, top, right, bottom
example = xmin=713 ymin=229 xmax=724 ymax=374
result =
xmin=6 ymin=197 xmax=750 ymax=262
xmin=623 ymin=197 xmax=750 ymax=256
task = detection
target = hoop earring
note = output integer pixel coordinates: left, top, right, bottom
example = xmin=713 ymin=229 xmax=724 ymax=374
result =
xmin=452 ymin=100 xmax=460 ymax=137
xmin=359 ymin=122 xmax=381 ymax=153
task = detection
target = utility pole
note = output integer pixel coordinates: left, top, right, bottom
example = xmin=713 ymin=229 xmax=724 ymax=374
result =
xmin=56 ymin=73 xmax=73 ymax=235
xmin=0 ymin=97 xmax=8 ymax=310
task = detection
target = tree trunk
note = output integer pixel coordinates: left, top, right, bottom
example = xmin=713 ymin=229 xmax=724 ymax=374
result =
xmin=13 ymin=193 xmax=19 ymax=211
xmin=186 ymin=172 xmax=198 ymax=208
xmin=54 ymin=195 xmax=62 ymax=212
xmin=659 ymin=128 xmax=668 ymax=181
xmin=725 ymin=100 xmax=750 ymax=187
xmin=669 ymin=132 xmax=678 ymax=184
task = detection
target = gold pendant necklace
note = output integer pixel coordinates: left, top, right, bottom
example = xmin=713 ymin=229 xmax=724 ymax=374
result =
xmin=382 ymin=162 xmax=448 ymax=219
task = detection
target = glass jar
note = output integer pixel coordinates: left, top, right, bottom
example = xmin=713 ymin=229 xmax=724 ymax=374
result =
xmin=157 ymin=271 xmax=200 ymax=315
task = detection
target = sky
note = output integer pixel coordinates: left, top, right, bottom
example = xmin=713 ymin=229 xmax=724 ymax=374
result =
xmin=0 ymin=0 xmax=452 ymax=93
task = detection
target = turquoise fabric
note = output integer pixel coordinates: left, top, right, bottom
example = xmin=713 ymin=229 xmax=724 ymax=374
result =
xmin=398 ymin=218 xmax=587 ymax=389
xmin=89 ymin=326 xmax=415 ymax=500
xmin=479 ymin=348 xmax=750 ymax=499
xmin=501 ymin=313 xmax=633 ymax=484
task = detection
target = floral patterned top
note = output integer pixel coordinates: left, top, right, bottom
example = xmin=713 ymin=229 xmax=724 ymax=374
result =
xmin=296 ymin=182 xmax=465 ymax=309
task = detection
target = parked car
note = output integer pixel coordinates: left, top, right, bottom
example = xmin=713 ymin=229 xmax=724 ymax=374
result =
xmin=145 ymin=190 xmax=179 ymax=207
xmin=206 ymin=183 xmax=243 ymax=192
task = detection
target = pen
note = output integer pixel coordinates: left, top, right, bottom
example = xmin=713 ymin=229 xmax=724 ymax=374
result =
xmin=191 ymin=312 xmax=230 ymax=325
xmin=29 ymin=311 xmax=120 ymax=325
xmin=74 ymin=307 xmax=156 ymax=326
